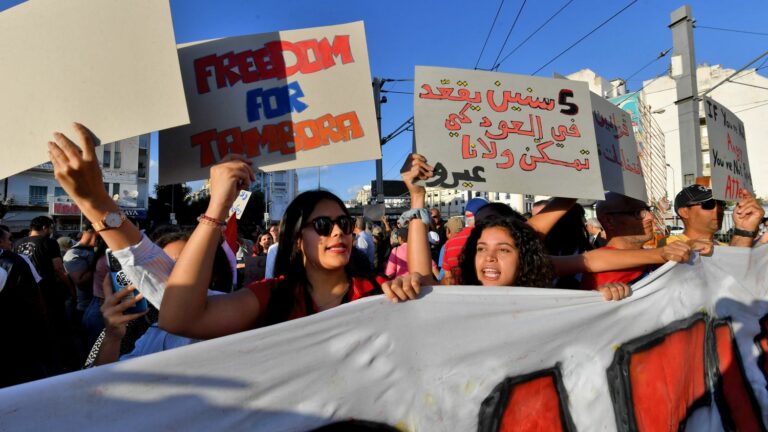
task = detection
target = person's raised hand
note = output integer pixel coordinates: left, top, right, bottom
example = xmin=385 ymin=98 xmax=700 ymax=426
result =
xmin=596 ymin=282 xmax=631 ymax=301
xmin=206 ymin=154 xmax=256 ymax=220
xmin=400 ymin=154 xmax=433 ymax=195
xmin=48 ymin=123 xmax=111 ymax=210
xmin=381 ymin=272 xmax=424 ymax=303
xmin=732 ymin=190 xmax=765 ymax=232
xmin=687 ymin=238 xmax=714 ymax=256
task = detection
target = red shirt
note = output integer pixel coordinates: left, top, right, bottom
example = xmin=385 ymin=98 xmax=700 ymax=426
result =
xmin=247 ymin=275 xmax=386 ymax=324
xmin=580 ymin=246 xmax=649 ymax=290
xmin=441 ymin=226 xmax=473 ymax=278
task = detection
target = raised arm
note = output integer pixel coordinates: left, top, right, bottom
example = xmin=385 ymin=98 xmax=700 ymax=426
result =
xmin=526 ymin=197 xmax=577 ymax=237
xmin=729 ymin=190 xmax=765 ymax=247
xmin=550 ymin=240 xmax=708 ymax=276
xmin=49 ymin=123 xmax=141 ymax=250
xmin=400 ymin=154 xmax=435 ymax=283
xmin=158 ymin=156 xmax=262 ymax=339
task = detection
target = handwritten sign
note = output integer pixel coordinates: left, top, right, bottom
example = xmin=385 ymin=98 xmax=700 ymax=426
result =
xmin=0 ymin=0 xmax=189 ymax=179
xmin=591 ymin=93 xmax=648 ymax=202
xmin=703 ymin=96 xmax=753 ymax=200
xmin=229 ymin=190 xmax=252 ymax=220
xmin=414 ymin=66 xmax=604 ymax=200
xmin=158 ymin=22 xmax=381 ymax=185
xmin=363 ymin=203 xmax=385 ymax=221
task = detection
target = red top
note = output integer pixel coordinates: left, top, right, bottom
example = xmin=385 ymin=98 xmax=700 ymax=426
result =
xmin=247 ymin=275 xmax=386 ymax=324
xmin=441 ymin=226 xmax=473 ymax=278
xmin=580 ymin=246 xmax=649 ymax=290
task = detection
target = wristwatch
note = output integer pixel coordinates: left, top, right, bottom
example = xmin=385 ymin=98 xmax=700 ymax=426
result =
xmin=92 ymin=211 xmax=126 ymax=232
xmin=732 ymin=228 xmax=758 ymax=238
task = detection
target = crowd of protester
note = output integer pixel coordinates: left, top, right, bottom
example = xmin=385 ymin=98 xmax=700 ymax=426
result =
xmin=0 ymin=123 xmax=765 ymax=389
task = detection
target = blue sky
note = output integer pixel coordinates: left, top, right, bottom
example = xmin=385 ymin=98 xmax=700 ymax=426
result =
xmin=3 ymin=0 xmax=767 ymax=200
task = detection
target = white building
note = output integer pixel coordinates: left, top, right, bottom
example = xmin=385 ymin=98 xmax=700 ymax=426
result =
xmin=643 ymin=64 xmax=768 ymax=199
xmin=255 ymin=170 xmax=299 ymax=223
xmin=1 ymin=135 xmax=150 ymax=233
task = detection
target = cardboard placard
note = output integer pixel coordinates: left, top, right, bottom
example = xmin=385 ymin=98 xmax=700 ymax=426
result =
xmin=0 ymin=0 xmax=189 ymax=179
xmin=703 ymin=96 xmax=753 ymax=200
xmin=159 ymin=22 xmax=381 ymax=185
xmin=591 ymin=93 xmax=648 ymax=202
xmin=414 ymin=66 xmax=604 ymax=200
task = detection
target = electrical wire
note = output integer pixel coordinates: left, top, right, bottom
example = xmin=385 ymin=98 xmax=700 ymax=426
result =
xmin=494 ymin=0 xmax=574 ymax=70
xmin=381 ymin=90 xmax=414 ymax=95
xmin=695 ymin=25 xmax=768 ymax=37
xmin=490 ymin=0 xmax=527 ymax=71
xmin=531 ymin=0 xmax=638 ymax=75
xmin=474 ymin=0 xmax=506 ymax=70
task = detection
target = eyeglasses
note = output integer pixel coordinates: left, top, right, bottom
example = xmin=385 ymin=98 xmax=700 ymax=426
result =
xmin=605 ymin=207 xmax=652 ymax=219
xmin=688 ymin=199 xmax=725 ymax=210
xmin=302 ymin=215 xmax=355 ymax=236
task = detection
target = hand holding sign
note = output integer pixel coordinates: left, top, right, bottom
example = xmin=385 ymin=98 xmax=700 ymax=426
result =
xmin=207 ymin=155 xmax=256 ymax=221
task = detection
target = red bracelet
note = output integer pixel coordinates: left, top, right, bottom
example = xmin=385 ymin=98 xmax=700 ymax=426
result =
xmin=197 ymin=214 xmax=227 ymax=227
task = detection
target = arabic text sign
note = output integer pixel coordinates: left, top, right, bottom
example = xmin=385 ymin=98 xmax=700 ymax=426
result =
xmin=159 ymin=22 xmax=381 ymax=185
xmin=591 ymin=93 xmax=648 ymax=202
xmin=0 ymin=0 xmax=188 ymax=180
xmin=2 ymin=247 xmax=768 ymax=431
xmin=229 ymin=190 xmax=252 ymax=220
xmin=414 ymin=66 xmax=604 ymax=200
xmin=704 ymin=96 xmax=753 ymax=200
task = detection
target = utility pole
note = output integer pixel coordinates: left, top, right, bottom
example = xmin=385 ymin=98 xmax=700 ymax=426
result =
xmin=669 ymin=5 xmax=702 ymax=187
xmin=373 ymin=78 xmax=384 ymax=204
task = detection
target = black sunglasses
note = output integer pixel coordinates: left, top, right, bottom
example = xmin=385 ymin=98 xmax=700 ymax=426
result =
xmin=689 ymin=199 xmax=725 ymax=210
xmin=302 ymin=215 xmax=355 ymax=236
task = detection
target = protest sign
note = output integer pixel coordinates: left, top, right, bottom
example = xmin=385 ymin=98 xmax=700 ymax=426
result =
xmin=414 ymin=66 xmax=604 ymax=200
xmin=591 ymin=93 xmax=648 ymax=202
xmin=3 ymin=246 xmax=768 ymax=431
xmin=363 ymin=203 xmax=385 ymax=221
xmin=229 ymin=190 xmax=252 ymax=220
xmin=703 ymin=96 xmax=754 ymax=200
xmin=159 ymin=22 xmax=380 ymax=185
xmin=0 ymin=0 xmax=188 ymax=180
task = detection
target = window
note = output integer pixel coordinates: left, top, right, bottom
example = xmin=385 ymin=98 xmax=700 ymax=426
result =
xmin=113 ymin=142 xmax=121 ymax=169
xmin=29 ymin=185 xmax=48 ymax=205
xmin=104 ymin=183 xmax=110 ymax=193
xmin=112 ymin=183 xmax=120 ymax=198
xmin=103 ymin=149 xmax=111 ymax=168
xmin=54 ymin=187 xmax=67 ymax=197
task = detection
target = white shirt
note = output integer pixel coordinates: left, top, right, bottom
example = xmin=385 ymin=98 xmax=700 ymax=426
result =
xmin=264 ymin=243 xmax=279 ymax=279
xmin=111 ymin=234 xmax=174 ymax=309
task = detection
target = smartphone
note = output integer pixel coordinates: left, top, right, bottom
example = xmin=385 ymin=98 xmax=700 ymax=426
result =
xmin=106 ymin=249 xmax=148 ymax=314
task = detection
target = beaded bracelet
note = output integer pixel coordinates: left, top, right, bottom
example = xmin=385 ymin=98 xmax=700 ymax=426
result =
xmin=197 ymin=214 xmax=227 ymax=228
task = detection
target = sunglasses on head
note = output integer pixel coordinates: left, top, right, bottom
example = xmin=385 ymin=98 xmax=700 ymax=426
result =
xmin=689 ymin=199 xmax=725 ymax=210
xmin=302 ymin=215 xmax=355 ymax=236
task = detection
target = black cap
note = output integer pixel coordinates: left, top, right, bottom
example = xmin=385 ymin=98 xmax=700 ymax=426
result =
xmin=674 ymin=185 xmax=713 ymax=215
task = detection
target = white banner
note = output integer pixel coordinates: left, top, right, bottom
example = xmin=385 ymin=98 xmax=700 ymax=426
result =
xmin=1 ymin=246 xmax=767 ymax=431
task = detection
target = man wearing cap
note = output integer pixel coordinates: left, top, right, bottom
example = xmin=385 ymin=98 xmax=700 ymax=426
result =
xmin=440 ymin=197 xmax=489 ymax=285
xmin=660 ymin=185 xmax=764 ymax=248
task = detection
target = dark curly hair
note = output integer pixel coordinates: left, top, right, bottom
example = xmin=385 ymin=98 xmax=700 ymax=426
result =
xmin=266 ymin=190 xmax=380 ymax=324
xmin=457 ymin=216 xmax=554 ymax=288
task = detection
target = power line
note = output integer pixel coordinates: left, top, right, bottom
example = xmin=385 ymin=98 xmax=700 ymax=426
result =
xmin=695 ymin=25 xmax=768 ymax=37
xmin=531 ymin=0 xmax=638 ymax=75
xmin=490 ymin=0 xmax=527 ymax=71
xmin=381 ymin=116 xmax=414 ymax=145
xmin=701 ymin=49 xmax=768 ymax=97
xmin=494 ymin=0 xmax=574 ymax=70
xmin=474 ymin=0 xmax=506 ymax=70
xmin=624 ymin=48 xmax=671 ymax=84
xmin=381 ymin=90 xmax=414 ymax=95
xmin=735 ymin=100 xmax=768 ymax=114
xmin=612 ymin=66 xmax=669 ymax=106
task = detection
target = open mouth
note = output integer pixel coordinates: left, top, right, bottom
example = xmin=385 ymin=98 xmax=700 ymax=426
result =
xmin=481 ymin=267 xmax=501 ymax=280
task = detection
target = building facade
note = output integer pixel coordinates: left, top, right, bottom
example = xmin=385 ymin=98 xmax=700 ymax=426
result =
xmin=1 ymin=134 xmax=150 ymax=233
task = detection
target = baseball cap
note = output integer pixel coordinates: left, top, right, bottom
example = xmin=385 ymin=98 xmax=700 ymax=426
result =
xmin=674 ymin=185 xmax=713 ymax=215
xmin=465 ymin=197 xmax=489 ymax=218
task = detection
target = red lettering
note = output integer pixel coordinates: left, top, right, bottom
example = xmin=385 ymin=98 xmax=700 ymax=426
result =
xmin=193 ymin=54 xmax=217 ymax=94
xmin=713 ymin=321 xmax=763 ymax=431
xmin=278 ymin=120 xmax=299 ymax=154
xmin=193 ymin=35 xmax=356 ymax=93
xmin=218 ymin=127 xmax=243 ymax=156
xmin=190 ymin=129 xmax=218 ymax=167
xmin=725 ymin=175 xmax=741 ymax=200
xmin=336 ymin=111 xmax=364 ymax=141
xmin=295 ymin=119 xmax=321 ymax=150
xmin=478 ymin=367 xmax=574 ymax=432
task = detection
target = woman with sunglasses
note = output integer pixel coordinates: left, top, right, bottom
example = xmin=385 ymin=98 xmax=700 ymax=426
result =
xmin=157 ymin=157 xmax=387 ymax=338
